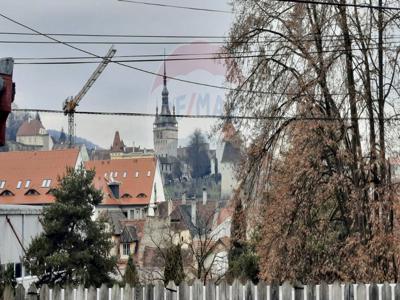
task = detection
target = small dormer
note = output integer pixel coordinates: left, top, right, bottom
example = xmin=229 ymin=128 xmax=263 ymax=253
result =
xmin=25 ymin=189 xmax=40 ymax=196
xmin=108 ymin=181 xmax=120 ymax=199
xmin=0 ymin=190 xmax=14 ymax=196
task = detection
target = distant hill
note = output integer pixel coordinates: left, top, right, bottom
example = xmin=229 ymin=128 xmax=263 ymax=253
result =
xmin=48 ymin=130 xmax=102 ymax=150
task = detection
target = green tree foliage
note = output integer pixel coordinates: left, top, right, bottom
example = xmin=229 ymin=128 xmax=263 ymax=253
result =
xmin=24 ymin=167 xmax=117 ymax=287
xmin=163 ymin=243 xmax=185 ymax=285
xmin=123 ymin=255 xmax=140 ymax=286
xmin=187 ymin=129 xmax=211 ymax=178
xmin=0 ymin=263 xmax=16 ymax=296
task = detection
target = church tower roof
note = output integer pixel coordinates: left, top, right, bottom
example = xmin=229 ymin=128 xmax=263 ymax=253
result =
xmin=154 ymin=56 xmax=177 ymax=127
xmin=111 ymin=131 xmax=125 ymax=152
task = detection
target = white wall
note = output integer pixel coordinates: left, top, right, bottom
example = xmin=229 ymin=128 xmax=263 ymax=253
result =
xmin=220 ymin=163 xmax=237 ymax=200
xmin=149 ymin=161 xmax=166 ymax=216
xmin=0 ymin=205 xmax=43 ymax=282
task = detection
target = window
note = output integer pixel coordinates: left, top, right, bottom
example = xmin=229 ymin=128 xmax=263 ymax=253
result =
xmin=14 ymin=263 xmax=22 ymax=278
xmin=135 ymin=172 xmax=139 ymax=177
xmin=109 ymin=172 xmax=113 ymax=178
xmin=16 ymin=181 xmax=22 ymax=189
xmin=147 ymin=171 xmax=151 ymax=177
xmin=0 ymin=180 xmax=5 ymax=189
xmin=137 ymin=193 xmax=147 ymax=198
xmin=122 ymin=243 xmax=130 ymax=256
xmin=41 ymin=179 xmax=52 ymax=188
xmin=114 ymin=172 xmax=118 ymax=177
xmin=25 ymin=180 xmax=31 ymax=188
xmin=123 ymin=172 xmax=127 ymax=178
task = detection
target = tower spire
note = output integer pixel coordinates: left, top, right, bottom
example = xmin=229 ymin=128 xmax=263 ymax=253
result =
xmin=163 ymin=48 xmax=167 ymax=87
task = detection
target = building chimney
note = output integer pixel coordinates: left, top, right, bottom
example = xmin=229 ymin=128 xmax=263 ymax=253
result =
xmin=202 ymin=187 xmax=207 ymax=205
xmin=168 ymin=199 xmax=173 ymax=216
xmin=191 ymin=200 xmax=196 ymax=226
xmin=182 ymin=191 xmax=186 ymax=204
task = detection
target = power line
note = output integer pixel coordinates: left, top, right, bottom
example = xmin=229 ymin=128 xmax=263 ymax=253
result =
xmin=13 ymin=108 xmax=400 ymax=122
xmin=13 ymin=45 xmax=400 ymax=65
xmin=272 ymin=0 xmax=400 ymax=11
xmin=117 ymin=0 xmax=232 ymax=14
xmin=0 ymin=11 xmax=397 ymax=96
xmin=0 ymin=11 xmax=318 ymax=95
xmin=2 ymin=37 xmax=400 ymax=46
xmin=2 ymin=31 xmax=400 ymax=44
xmin=0 ymin=32 xmax=227 ymax=39
xmin=0 ymin=40 xmax=229 ymax=45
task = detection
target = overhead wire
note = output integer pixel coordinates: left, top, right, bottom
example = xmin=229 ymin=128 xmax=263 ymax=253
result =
xmin=12 ymin=44 xmax=400 ymax=65
xmin=272 ymin=0 xmax=400 ymax=10
xmin=13 ymin=108 xmax=400 ymax=122
xmin=0 ymin=10 xmax=349 ymax=96
xmin=116 ymin=0 xmax=232 ymax=14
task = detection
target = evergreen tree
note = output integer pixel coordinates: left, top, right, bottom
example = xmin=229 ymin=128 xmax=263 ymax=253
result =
xmin=0 ymin=263 xmax=16 ymax=296
xmin=163 ymin=243 xmax=185 ymax=285
xmin=123 ymin=255 xmax=139 ymax=286
xmin=187 ymin=129 xmax=211 ymax=178
xmin=24 ymin=167 xmax=117 ymax=287
xmin=228 ymin=196 xmax=259 ymax=283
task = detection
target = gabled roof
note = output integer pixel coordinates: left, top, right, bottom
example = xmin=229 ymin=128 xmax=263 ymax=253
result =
xmin=120 ymin=225 xmax=139 ymax=243
xmin=84 ymin=157 xmax=157 ymax=206
xmin=16 ymin=119 xmax=46 ymax=137
xmin=0 ymin=149 xmax=80 ymax=205
xmin=100 ymin=209 xmax=126 ymax=235
xmin=111 ymin=131 xmax=125 ymax=152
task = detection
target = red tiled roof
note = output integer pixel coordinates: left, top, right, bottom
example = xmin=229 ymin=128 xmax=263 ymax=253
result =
xmin=16 ymin=119 xmax=45 ymax=136
xmin=84 ymin=157 xmax=157 ymax=206
xmin=0 ymin=149 xmax=80 ymax=205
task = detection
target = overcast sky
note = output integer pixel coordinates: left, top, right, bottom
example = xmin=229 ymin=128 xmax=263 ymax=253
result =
xmin=0 ymin=0 xmax=233 ymax=149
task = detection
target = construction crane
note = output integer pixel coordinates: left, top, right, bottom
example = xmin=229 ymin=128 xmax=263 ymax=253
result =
xmin=63 ymin=46 xmax=116 ymax=146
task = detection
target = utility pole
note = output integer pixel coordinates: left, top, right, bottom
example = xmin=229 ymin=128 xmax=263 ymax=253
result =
xmin=0 ymin=57 xmax=15 ymax=146
xmin=378 ymin=0 xmax=386 ymax=182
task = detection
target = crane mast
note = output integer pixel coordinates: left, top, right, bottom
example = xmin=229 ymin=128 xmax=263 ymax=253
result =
xmin=63 ymin=46 xmax=116 ymax=146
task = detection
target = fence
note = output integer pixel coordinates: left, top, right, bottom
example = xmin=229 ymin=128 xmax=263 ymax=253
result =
xmin=2 ymin=280 xmax=400 ymax=300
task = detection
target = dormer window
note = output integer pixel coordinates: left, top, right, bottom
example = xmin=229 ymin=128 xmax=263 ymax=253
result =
xmin=25 ymin=180 xmax=31 ymax=188
xmin=137 ymin=193 xmax=147 ymax=198
xmin=16 ymin=181 xmax=22 ymax=189
xmin=0 ymin=190 xmax=14 ymax=196
xmin=121 ymin=193 xmax=132 ymax=198
xmin=25 ymin=189 xmax=40 ymax=196
xmin=0 ymin=180 xmax=5 ymax=189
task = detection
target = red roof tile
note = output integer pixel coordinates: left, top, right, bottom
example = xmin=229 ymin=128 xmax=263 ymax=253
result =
xmin=0 ymin=149 xmax=80 ymax=205
xmin=84 ymin=157 xmax=157 ymax=206
xmin=16 ymin=119 xmax=45 ymax=136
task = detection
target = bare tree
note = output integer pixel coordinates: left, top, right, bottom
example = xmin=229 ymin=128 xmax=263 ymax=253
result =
xmin=223 ymin=0 xmax=400 ymax=282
